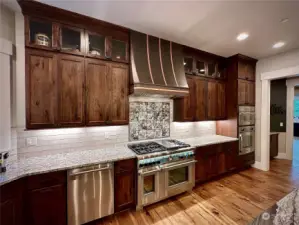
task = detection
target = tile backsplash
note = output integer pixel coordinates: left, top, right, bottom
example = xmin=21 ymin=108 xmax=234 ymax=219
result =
xmin=16 ymin=97 xmax=216 ymax=158
xmin=129 ymin=101 xmax=170 ymax=141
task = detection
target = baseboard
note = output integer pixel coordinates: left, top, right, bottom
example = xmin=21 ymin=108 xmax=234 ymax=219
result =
xmin=275 ymin=153 xmax=287 ymax=159
xmin=251 ymin=161 xmax=263 ymax=170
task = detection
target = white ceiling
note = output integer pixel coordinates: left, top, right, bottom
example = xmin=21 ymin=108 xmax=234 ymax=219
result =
xmin=39 ymin=0 xmax=299 ymax=59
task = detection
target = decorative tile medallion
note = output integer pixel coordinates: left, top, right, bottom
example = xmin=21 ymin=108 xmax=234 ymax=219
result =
xmin=129 ymin=102 xmax=170 ymax=141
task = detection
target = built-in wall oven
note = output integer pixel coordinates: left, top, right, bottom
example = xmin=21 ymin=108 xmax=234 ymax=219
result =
xmin=239 ymin=106 xmax=255 ymax=126
xmin=239 ymin=126 xmax=255 ymax=155
xmin=137 ymin=153 xmax=196 ymax=210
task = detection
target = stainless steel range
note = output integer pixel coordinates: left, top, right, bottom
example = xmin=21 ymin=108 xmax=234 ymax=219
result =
xmin=128 ymin=139 xmax=196 ymax=210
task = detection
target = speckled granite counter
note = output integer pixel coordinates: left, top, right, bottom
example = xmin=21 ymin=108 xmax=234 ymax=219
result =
xmin=0 ymin=146 xmax=136 ymax=186
xmin=180 ymin=135 xmax=238 ymax=147
xmin=249 ymin=188 xmax=299 ymax=225
xmin=0 ymin=135 xmax=238 ymax=186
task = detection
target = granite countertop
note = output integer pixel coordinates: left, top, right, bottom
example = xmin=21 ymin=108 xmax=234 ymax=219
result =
xmin=249 ymin=188 xmax=299 ymax=225
xmin=180 ymin=135 xmax=238 ymax=147
xmin=0 ymin=135 xmax=238 ymax=186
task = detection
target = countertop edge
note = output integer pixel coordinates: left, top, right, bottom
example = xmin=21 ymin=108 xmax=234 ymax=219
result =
xmin=0 ymin=136 xmax=239 ymax=186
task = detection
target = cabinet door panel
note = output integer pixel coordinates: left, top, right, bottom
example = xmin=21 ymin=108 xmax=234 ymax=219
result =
xmin=57 ymin=54 xmax=85 ymax=126
xmin=247 ymin=81 xmax=255 ymax=105
xmin=216 ymin=82 xmax=226 ymax=119
xmin=207 ymin=81 xmax=217 ymax=120
xmin=183 ymin=77 xmax=195 ymax=121
xmin=114 ymin=172 xmax=135 ymax=212
xmin=108 ymin=63 xmax=129 ymax=124
xmin=238 ymin=61 xmax=247 ymax=80
xmin=246 ymin=63 xmax=255 ymax=81
xmin=195 ymin=79 xmax=207 ymax=121
xmin=218 ymin=151 xmax=226 ymax=175
xmin=26 ymin=49 xmax=57 ymax=129
xmin=26 ymin=184 xmax=66 ymax=225
xmin=238 ymin=80 xmax=246 ymax=105
xmin=86 ymin=59 xmax=109 ymax=125
xmin=195 ymin=149 xmax=208 ymax=183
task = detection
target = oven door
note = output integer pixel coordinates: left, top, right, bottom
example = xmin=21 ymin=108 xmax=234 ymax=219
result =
xmin=239 ymin=112 xmax=251 ymax=126
xmin=163 ymin=160 xmax=196 ymax=198
xmin=137 ymin=167 xmax=165 ymax=209
xmin=239 ymin=129 xmax=255 ymax=155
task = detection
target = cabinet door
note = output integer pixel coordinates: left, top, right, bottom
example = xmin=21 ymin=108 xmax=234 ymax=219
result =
xmin=246 ymin=63 xmax=255 ymax=81
xmin=207 ymin=81 xmax=217 ymax=120
xmin=86 ymin=59 xmax=110 ymax=125
xmin=218 ymin=150 xmax=226 ymax=175
xmin=238 ymin=61 xmax=247 ymax=80
xmin=194 ymin=78 xmax=207 ymax=121
xmin=59 ymin=25 xmax=85 ymax=55
xmin=216 ymin=82 xmax=226 ymax=119
xmin=26 ymin=49 xmax=57 ymax=129
xmin=247 ymin=81 xmax=255 ymax=105
xmin=0 ymin=180 xmax=23 ymax=225
xmin=108 ymin=63 xmax=129 ymax=125
xmin=238 ymin=80 xmax=246 ymax=105
xmin=26 ymin=184 xmax=67 ymax=225
xmin=57 ymin=54 xmax=85 ymax=126
xmin=114 ymin=172 xmax=135 ymax=213
xmin=224 ymin=141 xmax=238 ymax=171
xmin=114 ymin=159 xmax=136 ymax=213
xmin=195 ymin=148 xmax=208 ymax=183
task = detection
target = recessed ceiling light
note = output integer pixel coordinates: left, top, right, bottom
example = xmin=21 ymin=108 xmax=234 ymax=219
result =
xmin=184 ymin=62 xmax=186 ymax=65
xmin=273 ymin=42 xmax=285 ymax=48
xmin=280 ymin=18 xmax=289 ymax=23
xmin=237 ymin=33 xmax=249 ymax=41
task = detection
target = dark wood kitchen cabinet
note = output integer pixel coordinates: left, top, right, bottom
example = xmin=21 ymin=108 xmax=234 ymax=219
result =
xmin=174 ymin=76 xmax=226 ymax=122
xmin=0 ymin=180 xmax=24 ymax=225
xmin=114 ymin=158 xmax=136 ymax=213
xmin=238 ymin=79 xmax=255 ymax=105
xmin=207 ymin=81 xmax=226 ymax=120
xmin=238 ymin=59 xmax=255 ymax=81
xmin=26 ymin=49 xmax=58 ymax=129
xmin=195 ymin=141 xmax=238 ymax=183
xmin=57 ymin=54 xmax=85 ymax=127
xmin=86 ymin=59 xmax=129 ymax=126
xmin=25 ymin=171 xmax=67 ymax=225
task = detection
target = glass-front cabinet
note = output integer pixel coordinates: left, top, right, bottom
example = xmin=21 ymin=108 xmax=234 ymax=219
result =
xmin=184 ymin=57 xmax=193 ymax=74
xmin=207 ymin=63 xmax=217 ymax=77
xmin=195 ymin=60 xmax=206 ymax=76
xmin=111 ymin=39 xmax=128 ymax=62
xmin=26 ymin=17 xmax=58 ymax=49
xmin=60 ymin=25 xmax=84 ymax=54
xmin=86 ymin=32 xmax=106 ymax=58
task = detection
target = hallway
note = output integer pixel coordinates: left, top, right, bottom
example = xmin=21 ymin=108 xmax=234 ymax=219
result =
xmin=294 ymin=137 xmax=299 ymax=166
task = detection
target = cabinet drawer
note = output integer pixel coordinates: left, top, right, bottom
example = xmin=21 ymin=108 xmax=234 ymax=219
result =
xmin=115 ymin=158 xmax=136 ymax=174
xmin=26 ymin=170 xmax=66 ymax=190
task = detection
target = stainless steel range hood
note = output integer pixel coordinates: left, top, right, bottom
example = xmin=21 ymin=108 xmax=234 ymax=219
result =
xmin=130 ymin=31 xmax=189 ymax=97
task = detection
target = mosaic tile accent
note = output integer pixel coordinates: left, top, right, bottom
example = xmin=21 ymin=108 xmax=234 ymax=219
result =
xmin=129 ymin=102 xmax=170 ymax=141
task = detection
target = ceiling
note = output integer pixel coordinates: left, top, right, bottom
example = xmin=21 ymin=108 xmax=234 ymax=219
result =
xmin=39 ymin=0 xmax=299 ymax=59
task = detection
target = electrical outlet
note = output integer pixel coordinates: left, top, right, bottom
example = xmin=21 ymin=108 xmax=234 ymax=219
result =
xmin=280 ymin=122 xmax=284 ymax=127
xmin=26 ymin=137 xmax=37 ymax=146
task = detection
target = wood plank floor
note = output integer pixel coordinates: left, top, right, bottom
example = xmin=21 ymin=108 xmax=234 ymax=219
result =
xmin=96 ymin=159 xmax=299 ymax=225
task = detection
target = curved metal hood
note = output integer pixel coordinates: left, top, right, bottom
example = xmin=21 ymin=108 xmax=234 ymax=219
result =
xmin=130 ymin=31 xmax=189 ymax=97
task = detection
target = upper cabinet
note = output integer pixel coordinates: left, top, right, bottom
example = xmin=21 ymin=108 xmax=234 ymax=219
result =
xmin=25 ymin=16 xmax=129 ymax=63
xmin=183 ymin=47 xmax=226 ymax=80
xmin=174 ymin=76 xmax=226 ymax=122
xmin=238 ymin=59 xmax=255 ymax=81
xmin=60 ymin=25 xmax=85 ymax=55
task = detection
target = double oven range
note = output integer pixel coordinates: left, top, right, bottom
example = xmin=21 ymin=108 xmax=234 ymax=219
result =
xmin=128 ymin=140 xmax=196 ymax=210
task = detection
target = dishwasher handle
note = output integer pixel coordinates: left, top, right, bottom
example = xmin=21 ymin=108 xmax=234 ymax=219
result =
xmin=69 ymin=164 xmax=113 ymax=177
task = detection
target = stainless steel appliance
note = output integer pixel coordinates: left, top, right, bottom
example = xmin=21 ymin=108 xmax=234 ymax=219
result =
xmin=128 ymin=139 xmax=196 ymax=210
xmin=67 ymin=163 xmax=114 ymax=225
xmin=239 ymin=106 xmax=255 ymax=126
xmin=239 ymin=126 xmax=255 ymax=155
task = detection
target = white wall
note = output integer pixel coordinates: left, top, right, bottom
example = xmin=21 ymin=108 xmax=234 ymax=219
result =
xmin=256 ymin=48 xmax=299 ymax=162
xmin=0 ymin=3 xmax=18 ymax=163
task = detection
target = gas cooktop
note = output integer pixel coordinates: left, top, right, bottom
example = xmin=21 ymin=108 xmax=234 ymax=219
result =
xmin=128 ymin=139 xmax=191 ymax=155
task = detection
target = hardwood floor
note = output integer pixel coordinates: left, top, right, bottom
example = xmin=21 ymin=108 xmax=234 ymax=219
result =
xmin=96 ymin=159 xmax=299 ymax=225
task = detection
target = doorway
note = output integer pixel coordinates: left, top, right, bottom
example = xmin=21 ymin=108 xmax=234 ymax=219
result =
xmin=293 ymin=87 xmax=299 ymax=166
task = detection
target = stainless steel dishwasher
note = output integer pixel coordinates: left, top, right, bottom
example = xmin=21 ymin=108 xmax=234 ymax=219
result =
xmin=67 ymin=162 xmax=114 ymax=225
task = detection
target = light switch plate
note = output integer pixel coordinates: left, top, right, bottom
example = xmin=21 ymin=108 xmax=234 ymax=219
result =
xmin=280 ymin=122 xmax=284 ymax=127
xmin=26 ymin=137 xmax=37 ymax=146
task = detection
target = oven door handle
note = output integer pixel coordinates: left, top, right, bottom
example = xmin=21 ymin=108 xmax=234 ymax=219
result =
xmin=138 ymin=167 xmax=161 ymax=176
xmin=162 ymin=160 xmax=197 ymax=170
